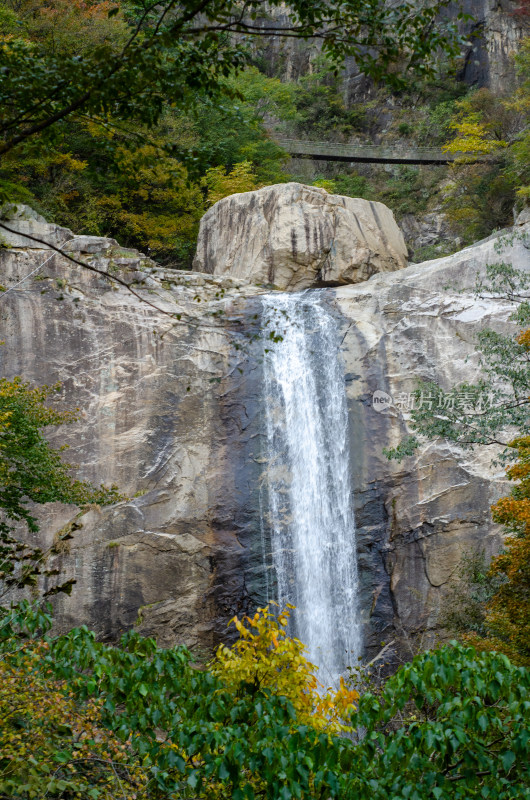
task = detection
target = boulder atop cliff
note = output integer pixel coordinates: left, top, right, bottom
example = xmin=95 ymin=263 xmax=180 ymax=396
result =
xmin=193 ymin=182 xmax=408 ymax=290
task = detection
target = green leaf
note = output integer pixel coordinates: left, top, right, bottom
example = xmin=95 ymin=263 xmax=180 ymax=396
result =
xmin=500 ymin=750 xmax=515 ymax=772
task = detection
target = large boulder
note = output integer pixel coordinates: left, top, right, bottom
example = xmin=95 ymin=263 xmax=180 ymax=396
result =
xmin=193 ymin=183 xmax=408 ymax=290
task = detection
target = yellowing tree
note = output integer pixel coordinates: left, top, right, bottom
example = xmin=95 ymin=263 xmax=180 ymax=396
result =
xmin=211 ymin=604 xmax=359 ymax=734
xmin=203 ymin=161 xmax=260 ymax=208
xmin=0 ymin=644 xmax=148 ymax=799
xmin=466 ymin=432 xmax=530 ymax=665
xmin=441 ymin=41 xmax=530 ymax=240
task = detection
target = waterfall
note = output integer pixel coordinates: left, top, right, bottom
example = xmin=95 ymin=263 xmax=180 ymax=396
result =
xmin=261 ymin=291 xmax=362 ymax=687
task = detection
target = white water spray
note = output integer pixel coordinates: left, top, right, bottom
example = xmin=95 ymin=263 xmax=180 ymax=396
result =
xmin=261 ymin=292 xmax=362 ymax=686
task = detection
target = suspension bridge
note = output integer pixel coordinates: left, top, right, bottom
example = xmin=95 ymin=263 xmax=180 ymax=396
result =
xmin=275 ymin=138 xmax=492 ymax=165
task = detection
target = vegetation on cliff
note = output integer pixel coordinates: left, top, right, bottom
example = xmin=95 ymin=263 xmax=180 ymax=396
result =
xmin=441 ymin=41 xmax=530 ymax=242
xmin=0 ymin=376 xmax=120 ymax=602
xmin=2 ymin=1 xmax=527 ymax=265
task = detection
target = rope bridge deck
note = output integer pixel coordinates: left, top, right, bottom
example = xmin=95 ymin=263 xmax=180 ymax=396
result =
xmin=276 ymin=138 xmax=491 ymax=165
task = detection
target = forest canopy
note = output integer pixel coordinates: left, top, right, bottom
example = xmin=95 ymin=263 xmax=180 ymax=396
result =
xmin=0 ymin=0 xmax=465 ymax=156
xmin=0 ymin=0 xmax=472 ymax=265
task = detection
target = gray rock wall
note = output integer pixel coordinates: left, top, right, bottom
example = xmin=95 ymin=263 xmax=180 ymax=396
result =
xmin=254 ymin=0 xmax=526 ymax=97
xmin=335 ymin=229 xmax=529 ymax=654
xmin=0 ymin=228 xmax=265 ymax=649
xmin=1 ymin=206 xmax=528 ymax=660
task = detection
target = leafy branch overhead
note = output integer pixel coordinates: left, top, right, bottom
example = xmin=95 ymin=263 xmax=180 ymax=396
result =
xmin=0 ymin=0 xmax=466 ymax=158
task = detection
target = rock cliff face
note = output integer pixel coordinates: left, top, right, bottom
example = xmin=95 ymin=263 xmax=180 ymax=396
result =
xmin=193 ymin=184 xmax=408 ymax=290
xmin=256 ymin=0 xmax=526 ymax=96
xmin=0 ymin=209 xmax=265 ymax=650
xmin=477 ymin=0 xmax=527 ymax=94
xmin=1 ymin=201 xmax=528 ymax=659
xmin=335 ymin=230 xmax=529 ymax=653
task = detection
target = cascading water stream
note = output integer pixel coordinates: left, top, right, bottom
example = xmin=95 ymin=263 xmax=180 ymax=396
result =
xmin=261 ymin=291 xmax=362 ymax=687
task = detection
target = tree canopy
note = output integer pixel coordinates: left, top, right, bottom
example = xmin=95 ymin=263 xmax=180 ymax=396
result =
xmin=0 ymin=0 xmax=465 ymax=159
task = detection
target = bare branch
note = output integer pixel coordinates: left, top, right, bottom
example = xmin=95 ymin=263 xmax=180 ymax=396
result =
xmin=0 ymin=219 xmax=180 ymax=320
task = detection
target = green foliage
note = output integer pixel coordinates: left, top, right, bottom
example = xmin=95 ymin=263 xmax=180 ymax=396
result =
xmin=0 ymin=1 xmax=496 ymax=264
xmin=0 ymin=1 xmax=286 ymax=267
xmin=444 ymin=162 xmax=514 ymax=243
xmin=0 ymin=376 xmax=121 ymax=601
xmin=348 ymin=644 xmax=530 ymax=799
xmin=441 ymin=68 xmax=530 ymax=242
xmin=333 ymin=172 xmax=369 ymax=198
xmin=0 ymin=376 xmax=120 ymax=527
xmin=506 ymin=37 xmax=530 ymax=203
xmin=0 ymin=4 xmax=17 ymax=33
xmin=0 ymin=108 xmax=281 ymax=266
xmin=443 ymin=89 xmax=511 ymax=156
xmin=43 ymin=626 xmax=352 ymax=800
xmin=186 ymin=92 xmax=289 ymax=183
xmin=383 ymin=434 xmax=420 ymax=462
xmin=416 ymin=99 xmax=458 ymax=146
xmin=287 ymin=62 xmax=369 ymax=139
xmin=2 ymin=606 xmax=529 ymax=800
xmin=312 ymin=178 xmax=337 ymax=193
xmin=372 ymin=166 xmax=444 ymax=219
xmin=0 ymin=374 xmax=141 ymax=798
xmin=309 ymin=172 xmax=368 ymax=200
xmin=0 ymin=0 xmax=464 ymax=164
xmin=398 ymin=122 xmax=413 ymax=136
xmin=0 ymin=643 xmax=147 ymax=800
xmin=80 ymin=134 xmax=205 ymax=265
xmin=5 ymin=0 xmax=130 ymax=57
xmin=0 ymin=4 xmax=291 ymax=267
xmin=226 ymin=66 xmax=297 ymax=124
xmin=203 ymin=161 xmax=260 ymax=207
xmin=413 ymin=241 xmax=457 ymax=261
xmin=307 ymin=162 xmax=446 ymax=220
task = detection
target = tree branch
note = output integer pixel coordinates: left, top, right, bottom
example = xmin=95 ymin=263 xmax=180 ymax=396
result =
xmin=0 ymin=219 xmax=180 ymax=320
